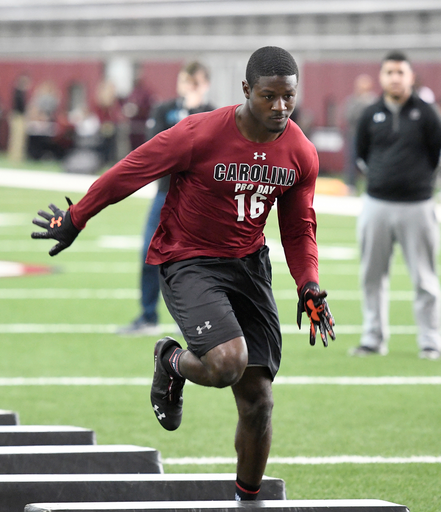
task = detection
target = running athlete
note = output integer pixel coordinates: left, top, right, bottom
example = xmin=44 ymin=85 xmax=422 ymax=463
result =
xmin=31 ymin=46 xmax=335 ymax=501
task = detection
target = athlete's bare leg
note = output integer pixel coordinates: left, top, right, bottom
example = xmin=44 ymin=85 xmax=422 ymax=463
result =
xmin=175 ymin=340 xmax=273 ymax=486
xmin=178 ymin=336 xmax=248 ymax=388
xmin=232 ymin=366 xmax=274 ymax=486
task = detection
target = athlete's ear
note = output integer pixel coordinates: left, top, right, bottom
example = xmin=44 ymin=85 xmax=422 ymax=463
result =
xmin=242 ymin=80 xmax=251 ymax=99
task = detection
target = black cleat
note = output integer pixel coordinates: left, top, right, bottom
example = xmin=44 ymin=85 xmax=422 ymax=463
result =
xmin=150 ymin=336 xmax=185 ymax=431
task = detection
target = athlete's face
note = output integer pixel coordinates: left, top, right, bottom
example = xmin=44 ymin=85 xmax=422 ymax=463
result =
xmin=244 ymin=75 xmax=298 ymax=134
xmin=379 ymin=60 xmax=414 ymax=103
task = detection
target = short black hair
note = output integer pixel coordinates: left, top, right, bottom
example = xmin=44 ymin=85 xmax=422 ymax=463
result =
xmin=246 ymin=46 xmax=299 ymax=89
xmin=382 ymin=51 xmax=411 ymax=65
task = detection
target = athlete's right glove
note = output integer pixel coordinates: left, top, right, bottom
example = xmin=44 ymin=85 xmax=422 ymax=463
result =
xmin=297 ymin=282 xmax=336 ymax=347
xmin=31 ymin=197 xmax=80 ymax=256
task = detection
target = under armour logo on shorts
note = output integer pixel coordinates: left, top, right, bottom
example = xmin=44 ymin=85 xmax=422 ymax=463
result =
xmin=196 ymin=321 xmax=212 ymax=335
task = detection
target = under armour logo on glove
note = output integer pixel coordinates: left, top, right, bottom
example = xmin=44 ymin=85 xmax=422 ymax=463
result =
xmin=297 ymin=282 xmax=336 ymax=347
xmin=31 ymin=197 xmax=81 ymax=256
xmin=50 ymin=216 xmax=62 ymax=229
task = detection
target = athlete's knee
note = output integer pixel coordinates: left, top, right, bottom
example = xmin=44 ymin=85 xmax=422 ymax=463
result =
xmin=209 ymin=358 xmax=246 ymax=388
xmin=238 ymin=392 xmax=274 ymax=431
xmin=245 ymin=391 xmax=274 ymax=418
xmin=234 ymin=369 xmax=274 ymax=430
xmin=203 ymin=337 xmax=248 ymax=388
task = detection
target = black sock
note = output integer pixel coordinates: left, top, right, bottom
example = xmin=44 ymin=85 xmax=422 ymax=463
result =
xmin=235 ymin=477 xmax=261 ymax=501
xmin=161 ymin=346 xmax=184 ymax=379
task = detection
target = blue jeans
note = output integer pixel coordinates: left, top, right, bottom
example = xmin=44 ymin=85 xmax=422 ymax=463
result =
xmin=140 ymin=191 xmax=167 ymax=323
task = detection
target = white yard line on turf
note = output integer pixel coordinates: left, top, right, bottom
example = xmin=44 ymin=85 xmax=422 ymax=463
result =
xmin=0 ymin=241 xmax=358 ymax=261
xmin=0 ymin=323 xmax=418 ymax=335
xmin=1 ymin=169 xmax=357 ymax=215
xmin=2 ymin=169 xmax=441 ymax=221
xmin=0 ymin=288 xmax=414 ymax=300
xmin=0 ymin=169 xmax=157 ymax=198
xmin=162 ymin=455 xmax=441 ymax=465
xmin=0 ymin=289 xmax=141 ymax=299
xmin=0 ymin=376 xmax=440 ymax=386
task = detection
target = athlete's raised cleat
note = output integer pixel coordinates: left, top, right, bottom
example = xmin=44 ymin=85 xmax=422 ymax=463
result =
xmin=150 ymin=337 xmax=185 ymax=431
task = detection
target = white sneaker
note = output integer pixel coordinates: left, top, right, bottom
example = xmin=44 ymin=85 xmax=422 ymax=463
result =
xmin=116 ymin=317 xmax=161 ymax=336
xmin=348 ymin=345 xmax=388 ymax=357
xmin=419 ymin=348 xmax=440 ymax=360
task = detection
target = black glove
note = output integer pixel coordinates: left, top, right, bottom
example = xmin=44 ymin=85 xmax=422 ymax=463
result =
xmin=297 ymin=281 xmax=335 ymax=347
xmin=31 ymin=197 xmax=80 ymax=256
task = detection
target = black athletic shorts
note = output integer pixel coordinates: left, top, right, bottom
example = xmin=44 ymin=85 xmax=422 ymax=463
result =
xmin=159 ymin=245 xmax=282 ymax=379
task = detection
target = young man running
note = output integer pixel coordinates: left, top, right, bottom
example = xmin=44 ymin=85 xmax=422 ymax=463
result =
xmin=32 ymin=46 xmax=335 ymax=501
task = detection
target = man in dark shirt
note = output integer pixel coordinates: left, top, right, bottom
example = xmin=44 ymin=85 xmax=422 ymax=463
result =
xmin=350 ymin=51 xmax=441 ymax=360
xmin=117 ymin=61 xmax=215 ymax=336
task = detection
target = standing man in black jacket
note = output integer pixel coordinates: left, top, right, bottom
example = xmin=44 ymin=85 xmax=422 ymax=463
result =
xmin=350 ymin=51 xmax=441 ymax=360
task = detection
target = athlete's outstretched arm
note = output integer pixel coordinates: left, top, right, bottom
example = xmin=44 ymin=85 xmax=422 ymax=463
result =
xmin=31 ymin=120 xmax=192 ymax=256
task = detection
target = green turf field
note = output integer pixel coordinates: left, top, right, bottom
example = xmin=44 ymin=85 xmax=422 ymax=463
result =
xmin=1 ymin=177 xmax=440 ymax=512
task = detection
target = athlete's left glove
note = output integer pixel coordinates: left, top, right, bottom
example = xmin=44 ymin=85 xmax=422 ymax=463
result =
xmin=297 ymin=281 xmax=335 ymax=347
xmin=31 ymin=197 xmax=80 ymax=256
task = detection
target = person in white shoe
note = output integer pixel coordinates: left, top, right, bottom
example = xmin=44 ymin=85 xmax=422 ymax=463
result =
xmin=350 ymin=51 xmax=441 ymax=360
